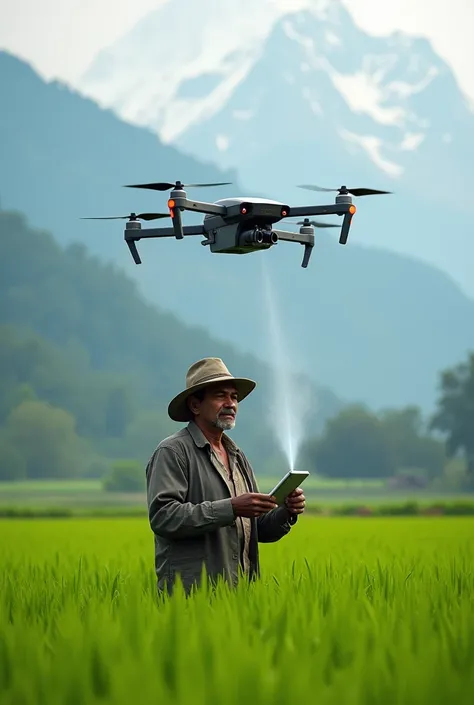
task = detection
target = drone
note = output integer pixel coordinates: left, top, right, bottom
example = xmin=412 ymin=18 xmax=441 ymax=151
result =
xmin=82 ymin=180 xmax=391 ymax=268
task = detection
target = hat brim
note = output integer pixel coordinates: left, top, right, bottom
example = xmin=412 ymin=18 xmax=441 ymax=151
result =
xmin=168 ymin=376 xmax=256 ymax=422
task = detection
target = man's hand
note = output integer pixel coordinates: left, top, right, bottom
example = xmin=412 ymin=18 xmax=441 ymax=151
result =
xmin=284 ymin=488 xmax=306 ymax=515
xmin=231 ymin=493 xmax=278 ymax=518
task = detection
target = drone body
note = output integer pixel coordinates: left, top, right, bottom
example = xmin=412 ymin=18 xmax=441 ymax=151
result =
xmin=202 ymin=197 xmax=288 ymax=256
xmin=83 ymin=181 xmax=391 ymax=268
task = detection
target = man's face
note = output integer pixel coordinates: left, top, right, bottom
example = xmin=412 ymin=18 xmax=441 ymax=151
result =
xmin=192 ymin=383 xmax=239 ymax=431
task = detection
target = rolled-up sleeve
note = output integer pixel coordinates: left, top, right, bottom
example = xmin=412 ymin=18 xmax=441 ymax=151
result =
xmin=146 ymin=444 xmax=235 ymax=539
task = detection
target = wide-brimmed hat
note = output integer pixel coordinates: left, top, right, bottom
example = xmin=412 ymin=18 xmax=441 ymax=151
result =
xmin=168 ymin=357 xmax=256 ymax=422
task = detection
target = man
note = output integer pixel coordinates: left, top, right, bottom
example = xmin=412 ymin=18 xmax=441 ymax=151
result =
xmin=145 ymin=357 xmax=305 ymax=595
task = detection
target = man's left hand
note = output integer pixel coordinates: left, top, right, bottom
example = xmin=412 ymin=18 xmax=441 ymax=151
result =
xmin=284 ymin=487 xmax=306 ymax=515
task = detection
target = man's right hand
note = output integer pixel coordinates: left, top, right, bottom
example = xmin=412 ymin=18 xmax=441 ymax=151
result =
xmin=231 ymin=493 xmax=278 ymax=518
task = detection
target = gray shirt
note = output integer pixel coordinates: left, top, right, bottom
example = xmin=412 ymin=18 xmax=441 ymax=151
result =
xmin=145 ymin=420 xmax=297 ymax=594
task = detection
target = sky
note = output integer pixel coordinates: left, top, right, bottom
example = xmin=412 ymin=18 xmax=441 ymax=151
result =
xmin=1 ymin=0 xmax=473 ymax=106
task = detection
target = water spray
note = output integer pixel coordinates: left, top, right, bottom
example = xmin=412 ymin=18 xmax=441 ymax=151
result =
xmin=260 ymin=258 xmax=313 ymax=471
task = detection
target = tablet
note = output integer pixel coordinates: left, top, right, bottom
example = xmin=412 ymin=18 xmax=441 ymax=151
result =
xmin=268 ymin=470 xmax=310 ymax=505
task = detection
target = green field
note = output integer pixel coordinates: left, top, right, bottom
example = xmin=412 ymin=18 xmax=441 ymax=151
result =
xmin=1 ymin=516 xmax=473 ymax=704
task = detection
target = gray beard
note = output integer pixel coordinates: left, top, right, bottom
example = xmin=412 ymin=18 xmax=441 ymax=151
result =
xmin=215 ymin=416 xmax=236 ymax=431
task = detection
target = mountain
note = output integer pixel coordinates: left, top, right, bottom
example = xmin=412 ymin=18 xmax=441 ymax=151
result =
xmin=1 ymin=49 xmax=473 ymax=415
xmin=77 ymin=0 xmax=474 ymax=298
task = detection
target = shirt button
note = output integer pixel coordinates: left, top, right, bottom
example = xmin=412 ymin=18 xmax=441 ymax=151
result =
xmin=233 ymin=553 xmax=238 ymax=560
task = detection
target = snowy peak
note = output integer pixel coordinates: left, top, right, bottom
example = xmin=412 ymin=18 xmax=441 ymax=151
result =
xmin=167 ymin=7 xmax=462 ymax=175
xmin=77 ymin=0 xmax=351 ymax=140
xmin=178 ymin=6 xmax=472 ymax=204
xmin=78 ymin=0 xmax=304 ymax=141
xmin=267 ymin=9 xmax=469 ymax=189
xmin=78 ymin=0 xmax=468 ymax=172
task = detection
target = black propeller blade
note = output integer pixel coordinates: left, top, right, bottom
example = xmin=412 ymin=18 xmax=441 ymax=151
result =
xmin=287 ymin=218 xmax=338 ymax=228
xmin=81 ymin=212 xmax=170 ymax=221
xmin=123 ymin=180 xmax=232 ymax=191
xmin=297 ymin=184 xmax=392 ymax=197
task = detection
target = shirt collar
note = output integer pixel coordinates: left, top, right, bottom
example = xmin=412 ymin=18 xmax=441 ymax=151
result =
xmin=186 ymin=420 xmax=240 ymax=454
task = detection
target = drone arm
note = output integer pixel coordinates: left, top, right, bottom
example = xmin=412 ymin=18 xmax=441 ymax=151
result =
xmin=171 ymin=197 xmax=227 ymax=217
xmin=272 ymin=230 xmax=307 ymax=243
xmin=288 ymin=203 xmax=352 ymax=218
xmin=272 ymin=229 xmax=315 ymax=268
xmin=124 ymin=224 xmax=206 ymax=264
xmin=126 ymin=225 xmax=205 ymax=239
xmin=285 ymin=202 xmax=356 ymax=249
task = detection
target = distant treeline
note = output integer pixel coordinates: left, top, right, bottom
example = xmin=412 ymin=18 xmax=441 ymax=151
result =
xmin=2 ymin=500 xmax=474 ymax=519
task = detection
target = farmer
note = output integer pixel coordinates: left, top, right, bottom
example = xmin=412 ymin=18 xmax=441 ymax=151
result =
xmin=145 ymin=357 xmax=305 ymax=595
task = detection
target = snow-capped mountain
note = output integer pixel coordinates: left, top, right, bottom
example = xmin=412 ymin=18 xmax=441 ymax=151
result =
xmin=77 ymin=0 xmax=311 ymax=141
xmin=77 ymin=0 xmax=474 ymax=296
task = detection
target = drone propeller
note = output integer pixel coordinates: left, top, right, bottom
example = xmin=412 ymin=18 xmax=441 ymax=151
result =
xmin=297 ymin=184 xmax=392 ymax=197
xmin=81 ymin=212 xmax=170 ymax=221
xmin=123 ymin=180 xmax=232 ymax=192
xmin=287 ymin=218 xmax=338 ymax=228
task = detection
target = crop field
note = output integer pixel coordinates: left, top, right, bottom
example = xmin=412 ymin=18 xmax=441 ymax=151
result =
xmin=1 ymin=516 xmax=473 ymax=704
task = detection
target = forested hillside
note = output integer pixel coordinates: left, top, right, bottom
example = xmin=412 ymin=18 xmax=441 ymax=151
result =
xmin=0 ymin=206 xmax=342 ymax=480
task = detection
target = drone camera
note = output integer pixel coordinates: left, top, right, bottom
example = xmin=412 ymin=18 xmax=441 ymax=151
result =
xmin=240 ymin=226 xmax=278 ymax=248
xmin=242 ymin=230 xmax=263 ymax=245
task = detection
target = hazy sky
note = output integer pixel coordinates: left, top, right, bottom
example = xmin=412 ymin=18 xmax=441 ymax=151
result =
xmin=1 ymin=0 xmax=473 ymax=106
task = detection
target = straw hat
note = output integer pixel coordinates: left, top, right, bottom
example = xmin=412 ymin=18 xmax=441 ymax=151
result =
xmin=168 ymin=357 xmax=257 ymax=422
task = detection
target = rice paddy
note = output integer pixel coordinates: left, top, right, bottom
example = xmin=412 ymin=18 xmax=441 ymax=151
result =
xmin=1 ymin=516 xmax=473 ymax=704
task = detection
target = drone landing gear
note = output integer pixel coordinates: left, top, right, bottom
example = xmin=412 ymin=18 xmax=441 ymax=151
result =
xmin=125 ymin=220 xmax=142 ymax=264
xmin=295 ymin=221 xmax=315 ymax=268
xmin=339 ymin=210 xmax=355 ymax=245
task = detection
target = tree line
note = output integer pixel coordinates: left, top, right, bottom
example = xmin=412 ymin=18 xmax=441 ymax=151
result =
xmin=1 ymin=333 xmax=473 ymax=491
xmin=300 ymin=367 xmax=474 ymax=489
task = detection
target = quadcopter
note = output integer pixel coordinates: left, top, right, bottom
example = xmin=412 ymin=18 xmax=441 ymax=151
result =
xmin=83 ymin=180 xmax=391 ymax=268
